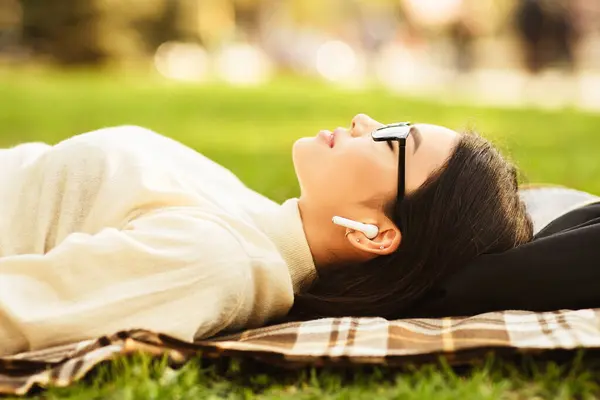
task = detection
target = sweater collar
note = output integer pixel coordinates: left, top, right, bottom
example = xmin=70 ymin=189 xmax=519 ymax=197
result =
xmin=255 ymin=198 xmax=317 ymax=294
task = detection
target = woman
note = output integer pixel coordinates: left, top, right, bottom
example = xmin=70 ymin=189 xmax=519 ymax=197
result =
xmin=0 ymin=114 xmax=532 ymax=356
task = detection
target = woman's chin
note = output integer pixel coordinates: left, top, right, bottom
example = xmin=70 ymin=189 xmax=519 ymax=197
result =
xmin=292 ymin=137 xmax=321 ymax=163
xmin=293 ymin=136 xmax=317 ymax=148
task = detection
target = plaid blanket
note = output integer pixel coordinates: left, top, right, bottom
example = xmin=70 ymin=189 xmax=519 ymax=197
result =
xmin=2 ymin=310 xmax=600 ymax=395
xmin=1 ymin=187 xmax=599 ymax=395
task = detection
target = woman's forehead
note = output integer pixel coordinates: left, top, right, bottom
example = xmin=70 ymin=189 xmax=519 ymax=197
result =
xmin=408 ymin=124 xmax=458 ymax=155
xmin=405 ymin=124 xmax=459 ymax=191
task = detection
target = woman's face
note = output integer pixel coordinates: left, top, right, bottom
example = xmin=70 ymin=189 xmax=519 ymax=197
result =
xmin=292 ymin=114 xmax=459 ymax=213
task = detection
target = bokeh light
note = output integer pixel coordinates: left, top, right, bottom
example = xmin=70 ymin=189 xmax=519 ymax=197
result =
xmin=215 ymin=43 xmax=272 ymax=86
xmin=154 ymin=42 xmax=209 ymax=82
xmin=315 ymin=40 xmax=360 ymax=83
xmin=579 ymin=72 xmax=600 ymax=111
xmin=402 ymin=0 xmax=462 ymax=28
xmin=375 ymin=43 xmax=446 ymax=93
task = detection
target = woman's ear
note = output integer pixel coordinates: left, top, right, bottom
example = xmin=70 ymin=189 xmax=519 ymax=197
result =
xmin=345 ymin=225 xmax=401 ymax=256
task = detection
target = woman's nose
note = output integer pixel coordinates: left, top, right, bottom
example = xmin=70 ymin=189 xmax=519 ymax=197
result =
xmin=350 ymin=114 xmax=384 ymax=137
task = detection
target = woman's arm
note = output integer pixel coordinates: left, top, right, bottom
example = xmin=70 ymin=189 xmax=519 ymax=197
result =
xmin=0 ymin=206 xmax=268 ymax=355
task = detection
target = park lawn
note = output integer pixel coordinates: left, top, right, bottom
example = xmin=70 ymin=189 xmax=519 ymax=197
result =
xmin=1 ymin=69 xmax=600 ymax=399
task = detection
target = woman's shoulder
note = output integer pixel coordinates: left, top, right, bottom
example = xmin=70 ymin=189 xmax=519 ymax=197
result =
xmin=59 ymin=125 xmax=174 ymax=151
xmin=51 ymin=125 xmax=202 ymax=169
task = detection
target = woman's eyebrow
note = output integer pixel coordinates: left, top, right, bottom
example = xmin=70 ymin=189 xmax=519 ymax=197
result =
xmin=411 ymin=127 xmax=422 ymax=154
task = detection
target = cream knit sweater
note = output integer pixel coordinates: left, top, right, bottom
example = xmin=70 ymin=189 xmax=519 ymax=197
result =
xmin=0 ymin=126 xmax=317 ymax=356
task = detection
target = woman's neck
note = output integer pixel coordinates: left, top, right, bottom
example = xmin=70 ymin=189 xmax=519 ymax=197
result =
xmin=297 ymin=198 xmax=350 ymax=271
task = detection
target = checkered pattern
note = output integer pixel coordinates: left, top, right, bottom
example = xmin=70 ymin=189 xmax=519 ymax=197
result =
xmin=1 ymin=187 xmax=599 ymax=395
xmin=2 ymin=309 xmax=600 ymax=395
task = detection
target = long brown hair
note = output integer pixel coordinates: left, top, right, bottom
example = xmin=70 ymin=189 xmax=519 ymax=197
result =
xmin=289 ymin=133 xmax=533 ymax=319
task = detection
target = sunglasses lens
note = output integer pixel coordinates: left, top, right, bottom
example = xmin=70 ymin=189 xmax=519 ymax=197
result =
xmin=372 ymin=124 xmax=411 ymax=140
xmin=371 ymin=128 xmax=390 ymax=140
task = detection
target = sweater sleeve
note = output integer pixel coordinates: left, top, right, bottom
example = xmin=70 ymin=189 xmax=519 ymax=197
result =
xmin=0 ymin=206 xmax=256 ymax=355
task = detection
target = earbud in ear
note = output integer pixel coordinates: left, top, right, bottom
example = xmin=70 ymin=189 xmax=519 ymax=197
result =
xmin=332 ymin=216 xmax=379 ymax=239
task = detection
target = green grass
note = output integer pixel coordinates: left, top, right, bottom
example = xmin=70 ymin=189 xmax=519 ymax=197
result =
xmin=2 ymin=69 xmax=600 ymax=399
xmin=34 ymin=352 xmax=600 ymax=399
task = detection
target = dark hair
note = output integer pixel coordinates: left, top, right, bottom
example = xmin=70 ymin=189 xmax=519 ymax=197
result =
xmin=289 ymin=133 xmax=533 ymax=319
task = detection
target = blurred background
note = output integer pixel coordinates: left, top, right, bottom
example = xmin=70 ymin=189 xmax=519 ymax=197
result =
xmin=2 ymin=0 xmax=600 ymax=109
xmin=1 ymin=0 xmax=600 ymax=198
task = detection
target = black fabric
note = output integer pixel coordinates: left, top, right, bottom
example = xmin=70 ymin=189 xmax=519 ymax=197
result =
xmin=407 ymin=202 xmax=600 ymax=318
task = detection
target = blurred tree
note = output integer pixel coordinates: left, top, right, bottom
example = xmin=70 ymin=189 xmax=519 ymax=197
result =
xmin=134 ymin=0 xmax=181 ymax=51
xmin=21 ymin=0 xmax=105 ymax=65
xmin=0 ymin=0 xmax=21 ymax=51
xmin=96 ymin=0 xmax=171 ymax=64
xmin=197 ymin=0 xmax=235 ymax=48
xmin=514 ymin=0 xmax=579 ymax=73
xmin=233 ymin=0 xmax=261 ymax=41
xmin=20 ymin=0 xmax=194 ymax=65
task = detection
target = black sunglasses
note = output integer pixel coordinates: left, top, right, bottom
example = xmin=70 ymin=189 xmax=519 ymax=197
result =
xmin=371 ymin=122 xmax=412 ymax=206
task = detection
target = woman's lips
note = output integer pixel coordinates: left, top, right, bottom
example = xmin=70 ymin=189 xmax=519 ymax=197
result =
xmin=317 ymin=130 xmax=334 ymax=148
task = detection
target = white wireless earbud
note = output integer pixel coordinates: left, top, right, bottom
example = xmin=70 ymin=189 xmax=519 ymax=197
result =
xmin=332 ymin=216 xmax=379 ymax=239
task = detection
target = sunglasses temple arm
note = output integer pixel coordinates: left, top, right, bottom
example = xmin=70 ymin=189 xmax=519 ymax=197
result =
xmin=398 ymin=143 xmax=406 ymax=201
